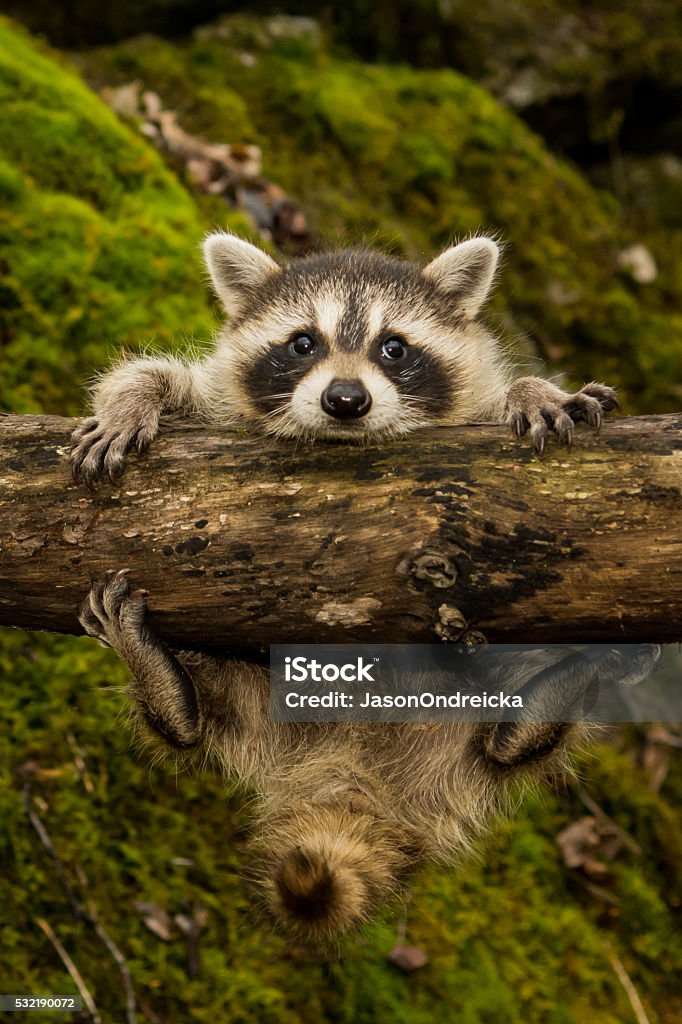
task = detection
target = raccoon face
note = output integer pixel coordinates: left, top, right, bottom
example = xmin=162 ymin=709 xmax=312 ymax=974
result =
xmin=203 ymin=232 xmax=499 ymax=440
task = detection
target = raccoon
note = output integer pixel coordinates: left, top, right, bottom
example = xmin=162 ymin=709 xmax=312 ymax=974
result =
xmin=70 ymin=232 xmax=619 ymax=485
xmin=71 ymin=233 xmax=634 ymax=942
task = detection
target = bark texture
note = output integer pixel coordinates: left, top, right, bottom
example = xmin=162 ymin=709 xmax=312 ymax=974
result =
xmin=1 ymin=413 xmax=681 ymax=649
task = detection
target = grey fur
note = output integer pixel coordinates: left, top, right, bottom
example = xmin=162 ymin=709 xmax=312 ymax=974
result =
xmin=73 ymin=234 xmax=628 ymax=940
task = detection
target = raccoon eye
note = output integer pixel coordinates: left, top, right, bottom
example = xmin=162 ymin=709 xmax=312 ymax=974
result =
xmin=381 ymin=336 xmax=407 ymax=360
xmin=290 ymin=333 xmax=317 ymax=356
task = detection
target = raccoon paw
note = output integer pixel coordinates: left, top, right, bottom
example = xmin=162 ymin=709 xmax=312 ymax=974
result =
xmin=587 ymin=643 xmax=663 ymax=688
xmin=80 ymin=570 xmax=202 ymax=747
xmin=79 ymin=568 xmax=149 ymax=653
xmin=505 ymin=378 xmax=619 ymax=454
xmin=482 ymin=644 xmax=661 ymax=770
xmin=70 ymin=409 xmax=159 ymax=487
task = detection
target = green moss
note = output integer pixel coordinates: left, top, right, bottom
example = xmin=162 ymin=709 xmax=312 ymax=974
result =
xmin=79 ymin=23 xmax=682 ymax=412
xmin=4 ymin=629 xmax=679 ymax=1023
xmin=0 ymin=18 xmax=241 ymax=414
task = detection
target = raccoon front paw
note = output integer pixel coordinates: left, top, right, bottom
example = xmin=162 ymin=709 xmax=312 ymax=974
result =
xmin=70 ymin=409 xmax=159 ymax=487
xmin=505 ymin=378 xmax=619 ymax=454
xmin=79 ymin=568 xmax=149 ymax=653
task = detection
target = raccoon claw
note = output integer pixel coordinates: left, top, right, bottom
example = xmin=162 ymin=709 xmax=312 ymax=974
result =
xmin=563 ymin=383 xmax=619 ymax=428
xmin=579 ymin=382 xmax=620 ymax=413
xmin=505 ymin=379 xmax=618 ymax=454
xmin=70 ymin=412 xmax=159 ymax=486
xmin=79 ymin=569 xmax=148 ymax=652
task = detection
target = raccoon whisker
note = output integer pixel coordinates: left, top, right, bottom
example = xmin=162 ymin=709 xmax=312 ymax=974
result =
xmin=397 ymin=394 xmax=430 ymax=405
xmin=264 ymin=365 xmax=306 ymax=379
xmin=270 ymin=417 xmax=311 ymax=442
xmin=260 ymin=404 xmax=296 ymax=421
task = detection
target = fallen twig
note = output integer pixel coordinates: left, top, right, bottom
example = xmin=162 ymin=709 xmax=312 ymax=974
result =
xmin=67 ymin=733 xmax=95 ymax=794
xmin=35 ymin=917 xmax=101 ymax=1024
xmin=568 ymin=873 xmax=621 ymax=907
xmin=22 ymin=774 xmax=138 ymax=1024
xmin=22 ymin=781 xmax=84 ymax=921
xmin=76 ymin=865 xmax=138 ymax=1024
xmin=174 ymin=901 xmax=208 ymax=979
xmin=604 ymin=943 xmax=651 ymax=1024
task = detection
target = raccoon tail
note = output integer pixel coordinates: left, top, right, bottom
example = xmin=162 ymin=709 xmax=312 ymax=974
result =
xmin=258 ymin=804 xmax=416 ymax=941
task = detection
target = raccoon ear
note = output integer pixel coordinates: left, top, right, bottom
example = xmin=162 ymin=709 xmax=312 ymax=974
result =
xmin=423 ymin=237 xmax=499 ymax=319
xmin=202 ymin=232 xmax=279 ymax=315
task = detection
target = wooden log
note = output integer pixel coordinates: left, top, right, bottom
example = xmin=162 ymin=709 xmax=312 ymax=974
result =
xmin=0 ymin=413 xmax=680 ymax=649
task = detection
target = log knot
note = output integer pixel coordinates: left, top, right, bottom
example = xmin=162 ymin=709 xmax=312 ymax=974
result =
xmin=398 ymin=548 xmax=458 ymax=589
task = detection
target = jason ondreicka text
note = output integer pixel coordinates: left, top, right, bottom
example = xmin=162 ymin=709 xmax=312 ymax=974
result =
xmin=283 ymin=691 xmax=525 ymax=709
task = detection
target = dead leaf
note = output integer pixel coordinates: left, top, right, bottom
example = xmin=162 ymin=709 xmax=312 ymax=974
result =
xmin=642 ymin=724 xmax=682 ymax=791
xmin=133 ymin=901 xmax=175 ymax=941
xmin=100 ymin=81 xmax=313 ymax=252
xmin=101 ymin=81 xmax=142 ymax=118
xmin=386 ymin=943 xmax=429 ymax=973
xmin=557 ymin=815 xmax=631 ymax=881
xmin=557 ymin=816 xmax=601 ymax=869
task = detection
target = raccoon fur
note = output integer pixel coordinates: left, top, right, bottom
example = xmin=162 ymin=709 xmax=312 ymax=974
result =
xmin=71 ymin=232 xmax=619 ymax=481
xmin=71 ymin=233 xmax=636 ymax=943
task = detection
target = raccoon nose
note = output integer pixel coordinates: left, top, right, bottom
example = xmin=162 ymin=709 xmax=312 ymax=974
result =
xmin=321 ymin=380 xmax=372 ymax=420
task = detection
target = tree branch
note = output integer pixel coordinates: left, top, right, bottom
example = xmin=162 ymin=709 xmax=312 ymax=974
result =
xmin=1 ymin=413 xmax=680 ymax=648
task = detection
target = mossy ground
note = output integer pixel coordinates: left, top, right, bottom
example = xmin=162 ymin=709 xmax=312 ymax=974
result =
xmin=3 ymin=629 xmax=681 ymax=1023
xmin=0 ymin=15 xmax=680 ymax=1024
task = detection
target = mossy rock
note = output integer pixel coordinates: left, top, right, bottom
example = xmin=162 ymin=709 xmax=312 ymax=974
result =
xmin=81 ymin=22 xmax=682 ymax=412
